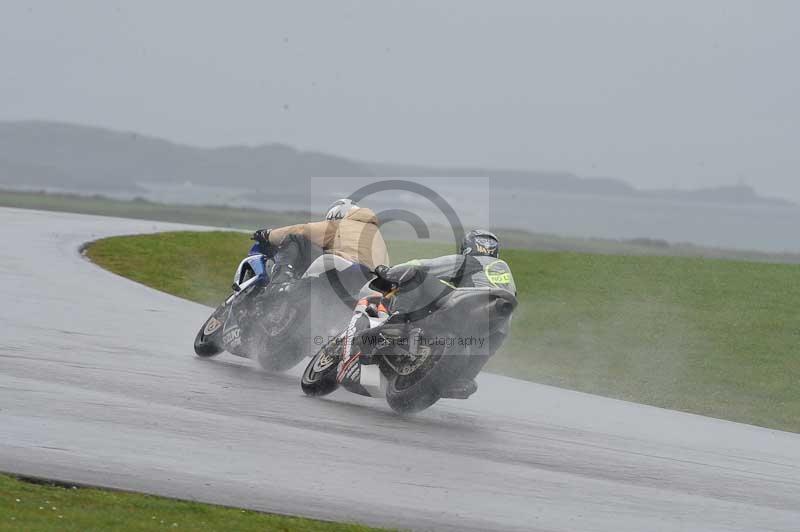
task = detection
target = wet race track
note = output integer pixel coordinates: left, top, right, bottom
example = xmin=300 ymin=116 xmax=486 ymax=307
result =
xmin=1 ymin=207 xmax=799 ymax=531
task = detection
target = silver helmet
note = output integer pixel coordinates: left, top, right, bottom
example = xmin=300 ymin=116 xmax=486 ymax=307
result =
xmin=325 ymin=198 xmax=359 ymax=220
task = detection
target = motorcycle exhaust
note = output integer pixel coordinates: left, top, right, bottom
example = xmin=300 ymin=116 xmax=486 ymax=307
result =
xmin=457 ymin=297 xmax=516 ymax=334
xmin=494 ymin=298 xmax=515 ymax=318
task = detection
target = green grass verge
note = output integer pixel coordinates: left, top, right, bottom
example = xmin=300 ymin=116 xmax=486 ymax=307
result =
xmin=0 ymin=474 xmax=390 ymax=532
xmin=87 ymin=231 xmax=800 ymax=433
xmin=84 ymin=232 xmax=450 ymax=307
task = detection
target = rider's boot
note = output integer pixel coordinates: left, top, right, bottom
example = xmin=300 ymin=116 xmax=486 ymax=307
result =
xmin=270 ymin=263 xmax=296 ymax=287
xmin=335 ymin=307 xmax=372 ymax=395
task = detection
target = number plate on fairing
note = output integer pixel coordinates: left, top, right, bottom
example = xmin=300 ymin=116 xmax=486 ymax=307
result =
xmin=204 ymin=317 xmax=222 ymax=336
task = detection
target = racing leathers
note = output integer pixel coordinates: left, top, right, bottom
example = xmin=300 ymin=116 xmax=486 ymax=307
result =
xmin=257 ymin=207 xmax=390 ymax=283
xmin=379 ymin=254 xmax=516 ymax=319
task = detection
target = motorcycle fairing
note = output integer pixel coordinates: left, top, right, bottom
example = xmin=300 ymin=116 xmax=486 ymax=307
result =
xmin=231 ymin=253 xmax=269 ymax=293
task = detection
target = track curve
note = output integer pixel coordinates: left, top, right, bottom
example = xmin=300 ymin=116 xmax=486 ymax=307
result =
xmin=1 ymin=207 xmax=799 ymax=531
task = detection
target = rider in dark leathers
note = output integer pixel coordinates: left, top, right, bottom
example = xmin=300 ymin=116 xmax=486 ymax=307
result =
xmin=340 ymin=230 xmax=515 ymax=397
xmin=376 ymin=230 xmax=515 ymax=319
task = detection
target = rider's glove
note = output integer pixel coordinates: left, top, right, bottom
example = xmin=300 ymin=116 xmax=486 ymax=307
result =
xmin=252 ymin=228 xmax=271 ymax=244
xmin=374 ymin=264 xmax=391 ymax=279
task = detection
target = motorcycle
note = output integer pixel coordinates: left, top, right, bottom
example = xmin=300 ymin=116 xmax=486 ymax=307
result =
xmin=300 ymin=274 xmax=518 ymax=413
xmin=193 ymin=241 xmax=370 ymax=371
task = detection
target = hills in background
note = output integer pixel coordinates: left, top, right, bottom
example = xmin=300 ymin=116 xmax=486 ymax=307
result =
xmin=0 ymin=120 xmax=793 ymax=207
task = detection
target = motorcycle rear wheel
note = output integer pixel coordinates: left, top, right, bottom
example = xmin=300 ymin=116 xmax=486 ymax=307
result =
xmin=256 ymin=335 xmax=305 ymax=372
xmin=383 ymin=343 xmax=472 ymax=414
xmin=250 ymin=288 xmax=307 ymax=372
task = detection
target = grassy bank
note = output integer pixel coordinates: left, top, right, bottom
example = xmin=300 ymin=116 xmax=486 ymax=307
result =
xmin=0 ymin=474 xmax=389 ymax=532
xmin=87 ymin=231 xmax=800 ymax=433
xmin=85 ymin=231 xmax=449 ymax=306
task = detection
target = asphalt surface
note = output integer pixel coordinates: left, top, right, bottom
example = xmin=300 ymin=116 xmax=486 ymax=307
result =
xmin=1 ymin=206 xmax=799 ymax=531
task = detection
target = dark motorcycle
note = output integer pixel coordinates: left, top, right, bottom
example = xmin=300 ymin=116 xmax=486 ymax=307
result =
xmin=301 ymin=275 xmax=517 ymax=413
xmin=194 ymin=242 xmax=369 ymax=371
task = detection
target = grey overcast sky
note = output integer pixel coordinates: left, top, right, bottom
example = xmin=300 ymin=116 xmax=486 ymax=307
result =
xmin=1 ymin=1 xmax=798 ymax=200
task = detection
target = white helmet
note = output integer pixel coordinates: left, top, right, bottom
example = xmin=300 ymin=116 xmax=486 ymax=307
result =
xmin=325 ymin=198 xmax=359 ymax=220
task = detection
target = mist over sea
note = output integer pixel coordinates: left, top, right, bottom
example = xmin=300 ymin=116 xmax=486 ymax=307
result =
xmin=47 ymin=180 xmax=800 ymax=254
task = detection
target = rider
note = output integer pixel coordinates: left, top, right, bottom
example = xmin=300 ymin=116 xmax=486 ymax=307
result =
xmin=339 ymin=229 xmax=515 ymax=396
xmin=375 ymin=229 xmax=515 ymax=318
xmin=252 ymin=198 xmax=390 ymax=283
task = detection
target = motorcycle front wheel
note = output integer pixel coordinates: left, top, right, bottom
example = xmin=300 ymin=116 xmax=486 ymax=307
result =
xmin=301 ymin=341 xmax=340 ymax=397
xmin=194 ymin=304 xmax=226 ymax=357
